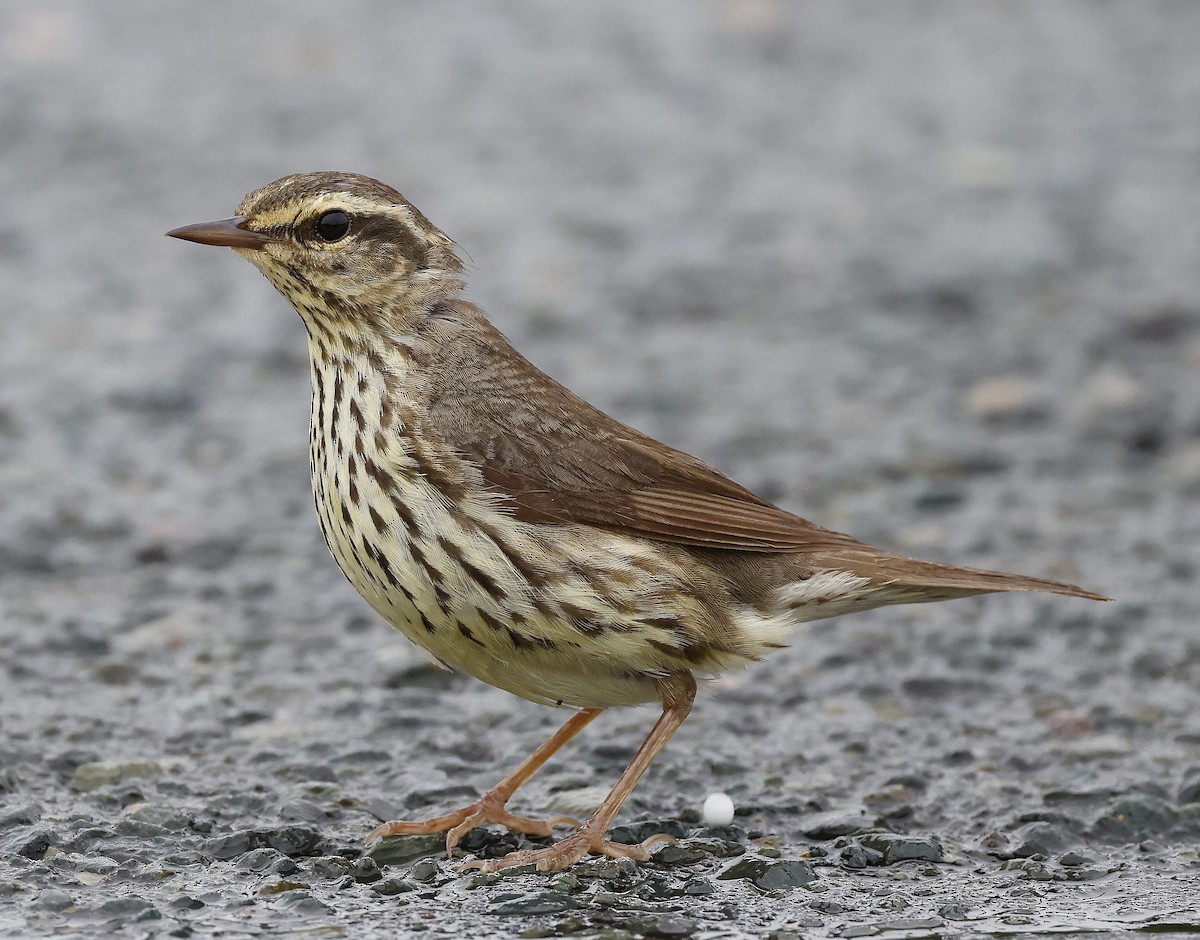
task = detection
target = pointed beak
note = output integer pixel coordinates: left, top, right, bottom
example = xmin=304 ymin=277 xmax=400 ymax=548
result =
xmin=165 ymin=217 xmax=277 ymax=250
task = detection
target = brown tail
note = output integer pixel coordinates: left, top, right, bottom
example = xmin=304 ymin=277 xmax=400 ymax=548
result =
xmin=817 ymin=547 xmax=1110 ymax=602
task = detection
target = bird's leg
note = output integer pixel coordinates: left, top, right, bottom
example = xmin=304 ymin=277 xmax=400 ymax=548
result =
xmin=463 ymin=673 xmax=696 ymax=874
xmin=366 ymin=706 xmax=602 ymax=856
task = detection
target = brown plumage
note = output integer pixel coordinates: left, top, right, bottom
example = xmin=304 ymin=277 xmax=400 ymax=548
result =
xmin=167 ymin=171 xmax=1106 ymax=874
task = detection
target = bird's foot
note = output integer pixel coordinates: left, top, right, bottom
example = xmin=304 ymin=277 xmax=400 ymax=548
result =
xmin=366 ymin=790 xmax=580 ymax=857
xmin=461 ymin=827 xmax=676 ymax=874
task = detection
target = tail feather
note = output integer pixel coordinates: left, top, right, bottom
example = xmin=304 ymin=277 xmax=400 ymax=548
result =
xmin=816 ymin=548 xmax=1110 ymax=602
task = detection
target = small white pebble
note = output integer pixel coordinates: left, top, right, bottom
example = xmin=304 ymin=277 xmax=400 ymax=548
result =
xmin=702 ymin=791 xmax=735 ymax=826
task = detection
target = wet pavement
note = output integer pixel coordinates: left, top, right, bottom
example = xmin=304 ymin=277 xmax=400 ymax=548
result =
xmin=1 ymin=2 xmax=1199 ymax=937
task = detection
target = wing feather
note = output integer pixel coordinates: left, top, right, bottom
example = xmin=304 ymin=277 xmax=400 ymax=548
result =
xmin=421 ymin=308 xmax=864 ymax=555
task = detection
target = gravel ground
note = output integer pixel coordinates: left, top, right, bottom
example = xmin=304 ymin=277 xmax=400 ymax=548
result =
xmin=2 ymin=2 xmax=1199 ymax=937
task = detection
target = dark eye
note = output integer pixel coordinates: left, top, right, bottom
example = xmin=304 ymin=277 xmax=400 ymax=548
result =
xmin=315 ymin=209 xmax=351 ymax=242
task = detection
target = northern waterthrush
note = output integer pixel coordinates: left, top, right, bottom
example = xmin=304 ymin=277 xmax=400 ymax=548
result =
xmin=168 ymin=172 xmax=1105 ymax=873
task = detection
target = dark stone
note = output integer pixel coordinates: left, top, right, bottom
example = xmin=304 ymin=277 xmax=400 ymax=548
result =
xmin=272 ymin=856 xmax=299 ymax=876
xmin=402 ymin=784 xmax=478 ymax=808
xmin=349 ymin=857 xmax=382 ymax=883
xmin=574 ymin=857 xmax=641 ymax=881
xmin=717 ymin=856 xmax=816 ymax=890
xmin=1012 ymin=810 xmax=1088 ymax=831
xmin=1010 ymin=822 xmax=1079 ymax=858
xmin=608 ymin=818 xmax=690 ymax=844
xmin=99 ymin=896 xmax=161 ymax=919
xmin=0 ymin=803 xmax=41 ymax=830
xmin=800 ymin=811 xmax=879 ymax=840
xmin=682 ymin=877 xmax=714 ymax=896
xmin=882 ymin=774 xmax=929 ymax=792
xmin=457 ymin=826 xmax=521 ymax=859
xmin=204 ymin=825 xmax=324 ymax=861
xmin=235 ymin=848 xmax=286 ymax=872
xmin=839 ymin=925 xmax=882 ymax=938
xmin=133 ymin=542 xmax=170 ymax=564
xmin=337 ymin=748 xmax=392 ymax=765
xmin=691 ymin=824 xmax=748 ymax=842
xmin=913 ymin=483 xmax=963 ymax=512
xmin=109 ymin=385 xmax=197 ymax=418
xmin=547 ymin=872 xmax=581 ymax=894
xmin=264 ymin=825 xmax=325 ymax=858
xmin=681 ymin=836 xmax=745 ymax=859
xmin=33 ymin=890 xmax=75 ymax=911
xmin=1092 ymin=794 xmax=1177 ymax=843
xmin=275 ymin=891 xmax=331 ymax=914
xmin=1122 ymin=305 xmax=1200 ymax=342
xmin=307 ymin=856 xmax=356 ymax=881
xmin=878 ymin=919 xmax=944 ymax=932
xmin=371 ymin=878 xmax=417 ymax=896
xmin=902 ymin=676 xmax=971 ymax=699
xmin=409 ymin=859 xmax=440 ymax=882
xmin=856 ymin=831 xmax=944 ymax=864
xmin=637 ymin=914 xmax=697 ymax=937
xmin=282 ymin=763 xmax=338 ymax=783
xmin=938 ymin=902 xmax=973 ymax=920
xmin=365 ymin=833 xmax=446 ymax=867
xmin=162 ymin=851 xmax=208 ymax=867
xmin=179 ymin=536 xmax=242 ymax=571
xmin=277 ymin=799 xmax=332 ymax=823
xmin=1131 ymin=650 xmax=1172 ymax=679
xmin=0 ymin=767 xmax=19 ymax=795
xmin=492 ymin=890 xmax=577 ymax=915
xmin=1000 ymin=858 xmax=1054 ymax=880
xmin=48 ymin=749 xmax=102 ymax=778
xmin=839 ymin=844 xmax=884 ymax=868
xmin=652 ymin=843 xmax=707 ymax=866
xmin=382 ymin=662 xmax=459 ymax=690
xmin=9 ymin=828 xmax=53 ymax=860
xmin=1178 ymin=779 xmax=1200 ymax=805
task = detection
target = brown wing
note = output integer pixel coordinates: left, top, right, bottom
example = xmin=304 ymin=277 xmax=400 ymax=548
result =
xmin=418 ymin=308 xmax=865 ymax=555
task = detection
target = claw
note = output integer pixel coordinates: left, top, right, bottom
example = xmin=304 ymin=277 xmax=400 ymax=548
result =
xmin=462 ymin=830 xmax=676 ymax=874
xmin=366 ymin=707 xmax=603 ymax=856
xmin=366 ymin=798 xmax=581 ymax=857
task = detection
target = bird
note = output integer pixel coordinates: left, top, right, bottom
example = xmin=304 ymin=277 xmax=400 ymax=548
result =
xmin=167 ymin=171 xmax=1107 ymax=874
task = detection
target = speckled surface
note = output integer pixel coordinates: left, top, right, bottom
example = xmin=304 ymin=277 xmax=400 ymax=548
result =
xmin=1 ymin=2 xmax=1198 ymax=937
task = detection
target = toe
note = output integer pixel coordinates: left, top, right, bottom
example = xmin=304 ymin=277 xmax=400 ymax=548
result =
xmin=594 ymin=833 xmax=676 ymax=861
xmin=492 ymin=811 xmax=581 ymax=838
xmin=365 ymin=808 xmax=471 ymax=845
xmin=460 ymin=829 xmax=673 ymax=874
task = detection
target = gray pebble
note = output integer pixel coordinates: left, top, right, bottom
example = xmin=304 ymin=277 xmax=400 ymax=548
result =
xmin=409 ymin=858 xmax=441 ymax=883
xmin=857 ymin=831 xmax=945 ymax=864
xmin=371 ymin=877 xmax=417 ymax=896
xmin=491 ymin=890 xmax=577 ymax=915
xmin=1093 ymin=794 xmax=1178 ymax=843
xmin=1010 ymin=821 xmax=1080 ymax=858
xmin=800 ymin=810 xmax=881 ymax=840
xmin=718 ymin=855 xmax=816 ymax=890
xmin=0 ymin=803 xmax=42 ymax=830
xmin=99 ymin=896 xmax=161 ymax=921
xmin=6 ymin=828 xmax=53 ymax=861
xmin=33 ymin=889 xmax=75 ymax=911
xmin=365 ymin=833 xmax=446 ymax=867
xmin=203 ymin=825 xmax=324 ymax=860
xmin=70 ymin=760 xmax=162 ymax=792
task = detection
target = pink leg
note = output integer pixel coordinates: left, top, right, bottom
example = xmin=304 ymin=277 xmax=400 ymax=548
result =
xmin=463 ymin=673 xmax=696 ymax=874
xmin=367 ymin=706 xmax=602 ymax=856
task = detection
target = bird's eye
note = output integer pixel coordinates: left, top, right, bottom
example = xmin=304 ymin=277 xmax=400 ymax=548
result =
xmin=315 ymin=209 xmax=351 ymax=243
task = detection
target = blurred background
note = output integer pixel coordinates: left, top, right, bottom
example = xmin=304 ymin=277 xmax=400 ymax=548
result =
xmin=1 ymin=2 xmax=1198 ymax=934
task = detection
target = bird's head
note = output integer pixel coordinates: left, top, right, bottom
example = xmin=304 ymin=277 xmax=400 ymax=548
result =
xmin=167 ymin=171 xmax=464 ymax=329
